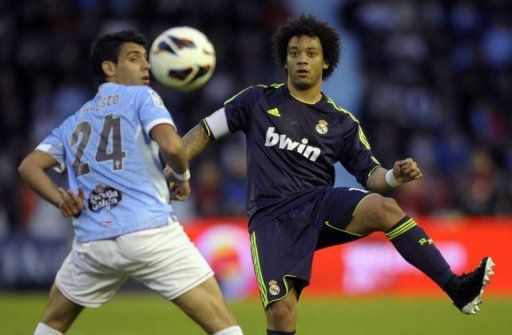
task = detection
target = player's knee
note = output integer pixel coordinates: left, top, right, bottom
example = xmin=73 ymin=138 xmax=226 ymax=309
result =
xmin=365 ymin=196 xmax=405 ymax=231
xmin=266 ymin=299 xmax=296 ymax=328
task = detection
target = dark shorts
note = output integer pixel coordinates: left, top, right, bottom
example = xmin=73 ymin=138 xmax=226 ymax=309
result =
xmin=249 ymin=187 xmax=375 ymax=308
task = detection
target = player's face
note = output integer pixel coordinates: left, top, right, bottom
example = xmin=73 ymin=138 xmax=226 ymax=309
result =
xmin=285 ymin=35 xmax=328 ymax=91
xmin=107 ymin=42 xmax=151 ymax=86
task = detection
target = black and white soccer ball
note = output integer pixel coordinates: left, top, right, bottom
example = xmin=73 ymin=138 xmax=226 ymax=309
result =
xmin=149 ymin=26 xmax=216 ymax=92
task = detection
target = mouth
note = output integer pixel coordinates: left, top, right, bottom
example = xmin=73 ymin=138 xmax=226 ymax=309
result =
xmin=297 ymin=69 xmax=309 ymax=77
xmin=142 ymin=76 xmax=150 ymax=84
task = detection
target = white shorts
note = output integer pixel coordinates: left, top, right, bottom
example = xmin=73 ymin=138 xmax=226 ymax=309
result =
xmin=55 ymin=220 xmax=213 ymax=308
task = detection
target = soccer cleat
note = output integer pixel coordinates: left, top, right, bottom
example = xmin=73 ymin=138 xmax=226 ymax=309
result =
xmin=447 ymin=257 xmax=495 ymax=314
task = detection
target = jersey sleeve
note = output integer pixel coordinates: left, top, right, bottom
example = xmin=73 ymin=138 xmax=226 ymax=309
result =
xmin=222 ymin=85 xmax=265 ymax=134
xmin=136 ymin=87 xmax=176 ymax=136
xmin=35 ymin=126 xmax=66 ymax=173
xmin=337 ymin=119 xmax=381 ymax=186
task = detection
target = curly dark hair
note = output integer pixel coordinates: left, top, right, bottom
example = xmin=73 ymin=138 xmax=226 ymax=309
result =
xmin=90 ymin=30 xmax=147 ymax=83
xmin=272 ymin=14 xmax=340 ymax=80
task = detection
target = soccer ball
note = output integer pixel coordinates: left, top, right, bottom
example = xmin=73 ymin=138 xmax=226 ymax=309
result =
xmin=149 ymin=26 xmax=216 ymax=92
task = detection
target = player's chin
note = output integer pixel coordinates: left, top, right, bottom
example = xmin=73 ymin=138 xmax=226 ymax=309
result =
xmin=291 ymin=78 xmax=313 ymax=90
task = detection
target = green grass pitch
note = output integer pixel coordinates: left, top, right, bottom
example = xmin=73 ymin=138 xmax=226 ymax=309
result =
xmin=2 ymin=293 xmax=511 ymax=334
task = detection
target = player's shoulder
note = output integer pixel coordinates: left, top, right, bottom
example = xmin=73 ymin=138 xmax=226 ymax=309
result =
xmin=55 ymin=110 xmax=84 ymax=136
xmin=323 ymin=95 xmax=360 ymax=123
xmin=119 ymin=84 xmax=165 ymax=108
xmin=224 ymin=82 xmax=285 ymax=105
xmin=122 ymin=84 xmax=159 ymax=99
xmin=103 ymin=83 xmax=158 ymax=100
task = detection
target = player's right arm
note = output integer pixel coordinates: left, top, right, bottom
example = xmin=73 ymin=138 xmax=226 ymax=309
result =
xmin=18 ymin=150 xmax=84 ymax=217
xmin=150 ymin=123 xmax=190 ymax=201
xmin=182 ymin=106 xmax=231 ymax=161
xmin=183 ymin=122 xmax=211 ymax=161
xmin=135 ymin=87 xmax=192 ymax=201
xmin=183 ymin=85 xmax=263 ymax=160
xmin=166 ymin=120 xmax=211 ymax=194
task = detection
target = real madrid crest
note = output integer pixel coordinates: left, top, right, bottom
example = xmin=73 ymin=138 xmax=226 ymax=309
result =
xmin=268 ymin=280 xmax=281 ymax=296
xmin=315 ymin=119 xmax=328 ymax=134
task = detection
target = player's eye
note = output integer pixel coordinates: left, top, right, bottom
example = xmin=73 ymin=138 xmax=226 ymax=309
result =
xmin=289 ymin=50 xmax=298 ymax=57
xmin=308 ymin=51 xmax=317 ymax=57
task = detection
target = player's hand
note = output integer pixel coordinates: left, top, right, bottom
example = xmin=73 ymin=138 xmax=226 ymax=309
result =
xmin=169 ymin=179 xmax=191 ymax=201
xmin=57 ymin=185 xmax=84 ymax=217
xmin=164 ymin=165 xmax=191 ymax=201
xmin=392 ymin=158 xmax=423 ymax=184
xmin=164 ymin=165 xmax=177 ymax=195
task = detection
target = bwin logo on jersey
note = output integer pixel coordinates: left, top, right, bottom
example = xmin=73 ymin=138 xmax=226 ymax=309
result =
xmin=264 ymin=127 xmax=321 ymax=161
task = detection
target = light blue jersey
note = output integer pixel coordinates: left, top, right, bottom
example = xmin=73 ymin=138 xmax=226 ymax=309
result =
xmin=37 ymin=82 xmax=177 ymax=242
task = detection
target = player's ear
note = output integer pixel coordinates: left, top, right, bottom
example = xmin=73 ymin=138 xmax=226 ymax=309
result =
xmin=322 ymin=60 xmax=329 ymax=70
xmin=102 ymin=61 xmax=116 ymax=77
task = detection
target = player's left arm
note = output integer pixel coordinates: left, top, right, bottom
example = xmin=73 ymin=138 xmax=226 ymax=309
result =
xmin=366 ymin=158 xmax=423 ymax=192
xmin=18 ymin=150 xmax=84 ymax=217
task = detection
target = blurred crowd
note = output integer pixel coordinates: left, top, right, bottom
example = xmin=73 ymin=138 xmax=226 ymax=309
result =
xmin=0 ymin=0 xmax=510 ymax=236
xmin=0 ymin=0 xmax=290 ymax=236
xmin=340 ymin=0 xmax=512 ymax=217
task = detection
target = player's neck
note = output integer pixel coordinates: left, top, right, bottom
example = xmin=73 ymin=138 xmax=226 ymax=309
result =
xmin=287 ymin=80 xmax=322 ymax=105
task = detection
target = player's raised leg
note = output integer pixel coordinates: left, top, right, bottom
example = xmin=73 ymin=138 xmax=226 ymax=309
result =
xmin=34 ymin=283 xmax=84 ymax=335
xmin=344 ymin=193 xmax=495 ymax=314
xmin=172 ymin=277 xmax=242 ymax=334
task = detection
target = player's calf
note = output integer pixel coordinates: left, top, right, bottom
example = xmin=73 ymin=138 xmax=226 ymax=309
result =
xmin=173 ymin=277 xmax=242 ymax=334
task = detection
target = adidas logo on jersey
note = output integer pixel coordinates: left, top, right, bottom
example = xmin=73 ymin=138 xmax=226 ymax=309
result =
xmin=264 ymin=127 xmax=321 ymax=162
xmin=267 ymin=108 xmax=281 ymax=117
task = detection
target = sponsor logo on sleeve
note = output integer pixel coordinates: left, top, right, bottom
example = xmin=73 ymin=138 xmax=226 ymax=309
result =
xmin=148 ymin=89 xmax=164 ymax=107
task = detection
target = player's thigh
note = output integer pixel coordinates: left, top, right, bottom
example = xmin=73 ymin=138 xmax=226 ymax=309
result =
xmin=122 ymin=222 xmax=214 ymax=301
xmin=250 ymin=213 xmax=317 ymax=309
xmin=55 ymin=241 xmax=128 ymax=308
xmin=172 ymin=277 xmax=237 ymax=332
xmin=315 ymin=187 xmax=376 ymax=248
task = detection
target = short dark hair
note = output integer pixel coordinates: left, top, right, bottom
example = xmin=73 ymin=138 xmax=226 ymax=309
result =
xmin=272 ymin=14 xmax=340 ymax=80
xmin=90 ymin=30 xmax=147 ymax=83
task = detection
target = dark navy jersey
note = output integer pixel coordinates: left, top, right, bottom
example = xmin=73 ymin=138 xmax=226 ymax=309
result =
xmin=203 ymin=83 xmax=380 ymax=219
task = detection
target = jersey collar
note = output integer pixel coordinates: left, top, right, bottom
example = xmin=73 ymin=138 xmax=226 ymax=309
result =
xmin=284 ymin=85 xmax=326 ymax=106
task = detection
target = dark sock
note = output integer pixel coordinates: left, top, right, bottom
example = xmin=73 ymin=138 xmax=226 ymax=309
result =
xmin=267 ymin=330 xmax=296 ymax=335
xmin=386 ymin=216 xmax=455 ymax=290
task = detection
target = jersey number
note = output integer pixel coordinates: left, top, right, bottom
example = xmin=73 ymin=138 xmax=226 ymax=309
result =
xmin=70 ymin=115 xmax=126 ymax=177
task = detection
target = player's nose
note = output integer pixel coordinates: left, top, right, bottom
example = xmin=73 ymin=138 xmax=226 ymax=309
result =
xmin=142 ymin=58 xmax=151 ymax=70
xmin=297 ymin=52 xmax=308 ymax=64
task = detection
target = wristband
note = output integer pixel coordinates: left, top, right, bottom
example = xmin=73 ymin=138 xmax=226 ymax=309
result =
xmin=385 ymin=169 xmax=401 ymax=188
xmin=171 ymin=169 xmax=191 ymax=181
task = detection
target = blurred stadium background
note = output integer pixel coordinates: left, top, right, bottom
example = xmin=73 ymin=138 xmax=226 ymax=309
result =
xmin=1 ymin=0 xmax=511 ymax=334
